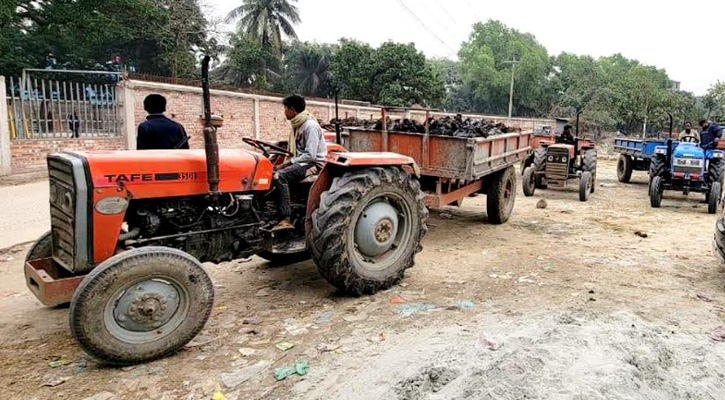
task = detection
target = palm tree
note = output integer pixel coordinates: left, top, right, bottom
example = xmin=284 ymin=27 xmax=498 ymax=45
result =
xmin=225 ymin=0 xmax=300 ymax=56
xmin=287 ymin=43 xmax=332 ymax=97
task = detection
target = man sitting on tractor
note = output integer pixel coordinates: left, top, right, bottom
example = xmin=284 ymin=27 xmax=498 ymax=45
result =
xmin=679 ymin=121 xmax=700 ymax=142
xmin=273 ymin=94 xmax=327 ymax=230
xmin=558 ymin=124 xmax=575 ymax=144
xmin=699 ymin=120 xmax=723 ymax=150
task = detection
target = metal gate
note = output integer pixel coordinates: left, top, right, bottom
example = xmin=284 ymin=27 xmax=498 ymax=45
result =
xmin=5 ymin=74 xmax=122 ymax=140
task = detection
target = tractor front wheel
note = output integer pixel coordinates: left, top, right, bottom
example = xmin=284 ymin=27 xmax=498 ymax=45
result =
xmin=25 ymin=231 xmax=52 ymax=264
xmin=310 ymin=167 xmax=427 ymax=295
xmin=583 ymin=149 xmax=598 ymax=193
xmin=579 ymin=171 xmax=593 ymax=202
xmin=487 ymin=166 xmax=517 ymax=224
xmin=522 ymin=166 xmax=536 ymax=197
xmin=69 ymin=247 xmax=214 ymax=365
xmin=617 ymin=155 xmax=633 ymax=183
xmin=709 ymin=182 xmax=721 ymax=214
xmin=533 ymin=147 xmax=548 ymax=189
xmin=650 ymin=176 xmax=663 ymax=208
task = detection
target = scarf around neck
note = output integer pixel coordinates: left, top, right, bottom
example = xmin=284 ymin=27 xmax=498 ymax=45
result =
xmin=289 ymin=111 xmax=314 ymax=156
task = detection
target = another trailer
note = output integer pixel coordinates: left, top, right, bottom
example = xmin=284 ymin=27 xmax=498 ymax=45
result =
xmin=342 ymin=127 xmax=533 ymax=224
xmin=614 ymin=138 xmax=667 ymax=183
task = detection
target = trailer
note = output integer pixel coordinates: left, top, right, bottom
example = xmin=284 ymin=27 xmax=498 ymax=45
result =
xmin=614 ymin=137 xmax=667 ymax=183
xmin=342 ymin=127 xmax=533 ymax=224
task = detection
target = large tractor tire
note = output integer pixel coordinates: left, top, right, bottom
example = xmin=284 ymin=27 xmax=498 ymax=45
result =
xmin=582 ymin=149 xmax=597 ymax=193
xmin=649 ymin=155 xmax=667 ymax=198
xmin=650 ymin=176 xmax=664 ymax=208
xmin=533 ymin=146 xmax=548 ymax=189
xmin=579 ymin=171 xmax=593 ymax=202
xmin=617 ymin=155 xmax=633 ymax=183
xmin=310 ymin=167 xmax=427 ymax=295
xmin=487 ymin=166 xmax=517 ymax=225
xmin=708 ymin=159 xmax=724 ymax=186
xmin=522 ymin=166 xmax=536 ymax=197
xmin=709 ymin=182 xmax=722 ymax=215
xmin=70 ymin=247 xmax=214 ymax=365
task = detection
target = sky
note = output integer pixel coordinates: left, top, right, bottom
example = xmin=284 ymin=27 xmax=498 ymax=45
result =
xmin=207 ymin=0 xmax=724 ymax=95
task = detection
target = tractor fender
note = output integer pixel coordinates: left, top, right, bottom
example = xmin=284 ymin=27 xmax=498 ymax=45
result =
xmin=304 ymin=152 xmax=421 ymax=237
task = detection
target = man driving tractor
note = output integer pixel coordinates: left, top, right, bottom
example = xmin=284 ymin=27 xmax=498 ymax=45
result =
xmin=679 ymin=121 xmax=699 ymax=142
xmin=273 ymin=94 xmax=327 ymax=231
xmin=558 ymin=124 xmax=575 ymax=144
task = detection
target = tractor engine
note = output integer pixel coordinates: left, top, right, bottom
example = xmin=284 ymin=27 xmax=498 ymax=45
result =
xmin=124 ymin=195 xmax=264 ymax=263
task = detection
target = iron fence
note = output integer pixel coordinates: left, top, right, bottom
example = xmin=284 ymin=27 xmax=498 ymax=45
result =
xmin=5 ymin=76 xmax=121 ymax=140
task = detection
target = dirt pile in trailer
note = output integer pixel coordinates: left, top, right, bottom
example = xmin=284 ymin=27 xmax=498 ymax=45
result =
xmin=321 ymin=115 xmax=521 ymax=138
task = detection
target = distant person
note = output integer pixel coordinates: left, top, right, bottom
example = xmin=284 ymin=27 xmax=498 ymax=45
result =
xmin=679 ymin=121 xmax=699 ymax=142
xmin=137 ymin=94 xmax=189 ymax=150
xmin=68 ymin=112 xmax=80 ymax=138
xmin=699 ymin=120 xmax=722 ymax=150
xmin=558 ymin=124 xmax=575 ymax=144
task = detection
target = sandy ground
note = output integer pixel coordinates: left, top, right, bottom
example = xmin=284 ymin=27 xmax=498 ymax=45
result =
xmin=2 ymin=160 xmax=725 ymax=400
xmin=0 ymin=180 xmax=50 ymax=249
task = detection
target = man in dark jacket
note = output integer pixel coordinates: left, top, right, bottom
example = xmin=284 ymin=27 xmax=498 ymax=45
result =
xmin=137 ymin=94 xmax=189 ymax=150
xmin=699 ymin=120 xmax=722 ymax=150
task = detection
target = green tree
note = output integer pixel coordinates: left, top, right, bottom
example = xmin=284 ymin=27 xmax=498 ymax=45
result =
xmin=330 ymin=40 xmax=445 ymax=107
xmin=704 ymin=81 xmax=725 ymax=120
xmin=457 ymin=20 xmax=552 ymax=116
xmin=225 ymin=0 xmax=300 ymax=56
xmin=215 ymin=34 xmax=277 ymax=88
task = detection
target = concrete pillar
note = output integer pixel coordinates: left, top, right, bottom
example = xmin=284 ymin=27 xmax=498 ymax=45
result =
xmin=253 ymin=99 xmax=260 ymax=139
xmin=120 ymin=81 xmax=136 ymax=150
xmin=0 ymin=76 xmax=11 ymax=176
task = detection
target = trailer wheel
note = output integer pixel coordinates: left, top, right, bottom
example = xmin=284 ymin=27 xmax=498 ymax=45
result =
xmin=533 ymin=147 xmax=548 ymax=189
xmin=709 ymin=182 xmax=721 ymax=214
xmin=522 ymin=166 xmax=536 ymax=197
xmin=487 ymin=166 xmax=517 ymax=224
xmin=650 ymin=176 xmax=663 ymax=208
xmin=69 ymin=247 xmax=214 ymax=365
xmin=617 ymin=155 xmax=633 ymax=183
xmin=583 ymin=149 xmax=597 ymax=193
xmin=579 ymin=171 xmax=593 ymax=202
xmin=25 ymin=231 xmax=52 ymax=264
xmin=310 ymin=167 xmax=427 ymax=295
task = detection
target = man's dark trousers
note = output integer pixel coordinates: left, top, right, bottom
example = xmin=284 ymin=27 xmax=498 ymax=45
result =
xmin=274 ymin=163 xmax=316 ymax=219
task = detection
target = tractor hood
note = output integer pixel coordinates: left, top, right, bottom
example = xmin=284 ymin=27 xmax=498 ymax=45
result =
xmin=547 ymin=143 xmax=576 ymax=158
xmin=673 ymin=143 xmax=704 ymax=158
xmin=67 ymin=149 xmax=274 ymax=198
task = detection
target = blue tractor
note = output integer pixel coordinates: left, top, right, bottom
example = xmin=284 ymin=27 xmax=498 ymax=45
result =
xmin=649 ymin=114 xmax=724 ymax=213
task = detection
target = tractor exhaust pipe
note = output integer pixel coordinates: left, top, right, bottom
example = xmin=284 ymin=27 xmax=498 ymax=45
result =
xmin=201 ymin=56 xmax=220 ymax=195
xmin=334 ymin=89 xmax=341 ymax=145
xmin=575 ymin=109 xmax=583 ymax=138
xmin=666 ymin=111 xmax=673 ymax=140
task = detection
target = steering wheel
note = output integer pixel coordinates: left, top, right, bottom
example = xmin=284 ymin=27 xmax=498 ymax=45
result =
xmin=681 ymin=136 xmax=700 ymax=144
xmin=243 ymin=138 xmax=293 ymax=157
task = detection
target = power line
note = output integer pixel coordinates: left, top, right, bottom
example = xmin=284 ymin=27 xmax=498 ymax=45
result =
xmin=394 ymin=0 xmax=457 ymax=55
xmin=430 ymin=0 xmax=460 ymax=27
xmin=461 ymin=0 xmax=483 ymax=22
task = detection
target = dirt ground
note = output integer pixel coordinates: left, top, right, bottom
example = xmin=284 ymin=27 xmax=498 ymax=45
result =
xmin=3 ymin=159 xmax=725 ymax=400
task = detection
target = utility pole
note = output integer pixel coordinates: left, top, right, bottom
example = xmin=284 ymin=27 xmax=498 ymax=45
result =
xmin=503 ymin=56 xmax=519 ymax=126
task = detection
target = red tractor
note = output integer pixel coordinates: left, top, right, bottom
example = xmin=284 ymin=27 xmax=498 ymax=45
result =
xmin=24 ymin=58 xmax=428 ymax=365
xmin=522 ymin=111 xmax=598 ymax=201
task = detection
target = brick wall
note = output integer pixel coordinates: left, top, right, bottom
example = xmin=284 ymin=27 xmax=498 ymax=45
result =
xmin=10 ymin=138 xmax=127 ymax=173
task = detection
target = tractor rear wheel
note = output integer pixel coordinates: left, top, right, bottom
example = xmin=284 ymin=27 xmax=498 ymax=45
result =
xmin=583 ymin=149 xmax=597 ymax=193
xmin=487 ymin=166 xmax=517 ymax=224
xmin=70 ymin=247 xmax=214 ymax=365
xmin=310 ymin=167 xmax=427 ymax=295
xmin=579 ymin=171 xmax=593 ymax=202
xmin=533 ymin=146 xmax=548 ymax=189
xmin=713 ymin=217 xmax=725 ymax=265
xmin=650 ymin=176 xmax=663 ymax=208
xmin=708 ymin=159 xmax=724 ymax=186
xmin=617 ymin=155 xmax=633 ymax=183
xmin=522 ymin=166 xmax=536 ymax=197
xmin=709 ymin=182 xmax=721 ymax=214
